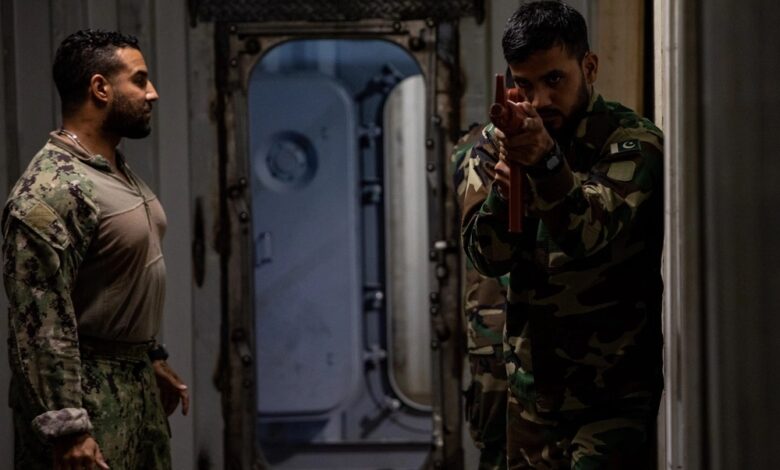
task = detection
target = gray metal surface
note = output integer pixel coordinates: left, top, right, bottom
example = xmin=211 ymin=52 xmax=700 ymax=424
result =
xmin=251 ymin=73 xmax=361 ymax=416
xmin=0 ymin=1 xmax=195 ymax=468
xmin=243 ymin=39 xmax=432 ymax=468
xmin=217 ymin=22 xmax=468 ymax=465
xmin=187 ymin=20 xmax=227 ymax=470
xmin=192 ymin=0 xmax=483 ymax=23
xmin=660 ymin=1 xmax=705 ymax=469
xmin=117 ymin=0 xmax=159 ymax=192
xmin=0 ymin=3 xmax=11 ymax=467
xmin=153 ymin=1 xmax=195 ymax=466
xmin=701 ymin=1 xmax=780 ymax=469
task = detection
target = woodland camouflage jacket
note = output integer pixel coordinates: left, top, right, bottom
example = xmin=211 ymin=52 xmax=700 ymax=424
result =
xmin=463 ymin=93 xmax=665 ymax=413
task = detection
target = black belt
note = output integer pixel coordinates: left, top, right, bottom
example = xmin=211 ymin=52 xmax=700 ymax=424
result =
xmin=79 ymin=336 xmax=154 ymax=360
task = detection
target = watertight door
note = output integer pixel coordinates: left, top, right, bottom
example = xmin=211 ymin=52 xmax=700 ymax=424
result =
xmin=250 ymin=74 xmax=361 ymax=416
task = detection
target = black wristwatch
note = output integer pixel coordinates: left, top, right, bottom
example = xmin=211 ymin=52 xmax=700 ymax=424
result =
xmin=527 ymin=141 xmax=565 ymax=177
xmin=148 ymin=344 xmax=169 ymax=362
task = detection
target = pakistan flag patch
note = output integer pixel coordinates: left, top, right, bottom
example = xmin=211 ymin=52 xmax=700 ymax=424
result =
xmin=609 ymin=139 xmax=642 ymax=156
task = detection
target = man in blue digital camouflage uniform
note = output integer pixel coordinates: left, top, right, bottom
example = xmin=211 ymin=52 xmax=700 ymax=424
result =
xmin=463 ymin=3 xmax=664 ymax=468
xmin=3 ymin=30 xmax=188 ymax=469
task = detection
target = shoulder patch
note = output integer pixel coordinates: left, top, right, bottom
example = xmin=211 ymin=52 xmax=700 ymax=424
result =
xmin=606 ymin=161 xmax=637 ymax=182
xmin=8 ymin=199 xmax=70 ymax=250
xmin=609 ymin=139 xmax=642 ymax=156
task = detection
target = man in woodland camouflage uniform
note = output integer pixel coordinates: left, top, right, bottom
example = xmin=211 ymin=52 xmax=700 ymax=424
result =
xmin=453 ymin=125 xmax=508 ymax=469
xmin=462 ymin=3 xmax=664 ymax=468
xmin=2 ymin=30 xmax=188 ymax=469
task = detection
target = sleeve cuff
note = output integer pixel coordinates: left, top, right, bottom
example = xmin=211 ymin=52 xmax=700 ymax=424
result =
xmin=32 ymin=407 xmax=93 ymax=441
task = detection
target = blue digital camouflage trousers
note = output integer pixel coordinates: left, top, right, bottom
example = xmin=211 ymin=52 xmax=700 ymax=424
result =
xmin=12 ymin=346 xmax=171 ymax=470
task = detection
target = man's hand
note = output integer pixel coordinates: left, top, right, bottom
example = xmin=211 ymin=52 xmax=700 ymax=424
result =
xmin=53 ymin=432 xmax=110 ymax=470
xmin=494 ymin=101 xmax=555 ymax=167
xmin=152 ymin=360 xmax=190 ymax=416
xmin=493 ymin=158 xmax=511 ymax=199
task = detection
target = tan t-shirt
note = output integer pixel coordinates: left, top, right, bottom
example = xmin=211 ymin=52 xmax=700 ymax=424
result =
xmin=50 ymin=133 xmax=167 ymax=342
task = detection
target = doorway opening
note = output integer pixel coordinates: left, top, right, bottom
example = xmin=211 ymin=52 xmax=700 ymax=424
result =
xmin=249 ymin=38 xmax=433 ymax=468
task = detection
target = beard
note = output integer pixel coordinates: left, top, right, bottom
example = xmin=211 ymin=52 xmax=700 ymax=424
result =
xmin=539 ymin=72 xmax=591 ymax=142
xmin=103 ymin=90 xmax=153 ymax=139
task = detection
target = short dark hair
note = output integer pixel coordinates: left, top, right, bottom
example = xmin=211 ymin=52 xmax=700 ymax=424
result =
xmin=502 ymin=1 xmax=590 ymax=65
xmin=52 ymin=29 xmax=140 ymax=115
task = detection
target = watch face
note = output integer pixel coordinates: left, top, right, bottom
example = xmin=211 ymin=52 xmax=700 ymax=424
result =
xmin=546 ymin=154 xmax=562 ymax=171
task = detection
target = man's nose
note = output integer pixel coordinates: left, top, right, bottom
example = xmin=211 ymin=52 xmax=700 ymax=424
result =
xmin=531 ymin=88 xmax=552 ymax=109
xmin=146 ymin=81 xmax=159 ymax=101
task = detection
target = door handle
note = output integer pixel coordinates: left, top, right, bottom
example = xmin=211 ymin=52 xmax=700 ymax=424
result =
xmin=256 ymin=231 xmax=272 ymax=266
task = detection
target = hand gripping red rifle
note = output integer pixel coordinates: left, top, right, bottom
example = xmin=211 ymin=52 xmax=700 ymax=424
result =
xmin=489 ymin=74 xmax=526 ymax=233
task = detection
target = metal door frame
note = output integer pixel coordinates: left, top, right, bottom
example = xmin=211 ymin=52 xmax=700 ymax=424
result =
xmin=214 ymin=19 xmax=465 ymax=469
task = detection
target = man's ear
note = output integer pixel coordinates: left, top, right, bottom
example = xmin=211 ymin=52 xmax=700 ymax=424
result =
xmin=89 ymin=74 xmax=111 ymax=106
xmin=583 ymin=52 xmax=599 ymax=85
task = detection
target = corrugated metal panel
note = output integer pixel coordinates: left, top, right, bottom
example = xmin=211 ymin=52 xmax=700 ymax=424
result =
xmin=192 ymin=0 xmax=484 ymax=23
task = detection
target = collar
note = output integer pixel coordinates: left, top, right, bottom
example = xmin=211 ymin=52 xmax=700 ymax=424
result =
xmin=48 ymin=130 xmax=116 ymax=173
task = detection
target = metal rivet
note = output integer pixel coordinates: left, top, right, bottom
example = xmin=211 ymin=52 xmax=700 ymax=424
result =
xmin=436 ymin=265 xmax=448 ymax=279
xmin=393 ymin=22 xmax=402 ymax=32
xmin=409 ymin=36 xmax=425 ymax=51
xmin=239 ymin=212 xmax=249 ymax=222
xmin=230 ymin=58 xmax=238 ymax=67
xmin=426 ymin=163 xmax=436 ymax=172
xmin=426 ymin=139 xmax=434 ymax=149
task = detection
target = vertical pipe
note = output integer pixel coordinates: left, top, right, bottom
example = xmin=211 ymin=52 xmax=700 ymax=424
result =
xmin=661 ymin=0 xmax=705 ymax=468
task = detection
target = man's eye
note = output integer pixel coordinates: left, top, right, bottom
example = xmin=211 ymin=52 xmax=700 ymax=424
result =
xmin=134 ymin=77 xmax=147 ymax=87
xmin=546 ymin=75 xmax=563 ymax=86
